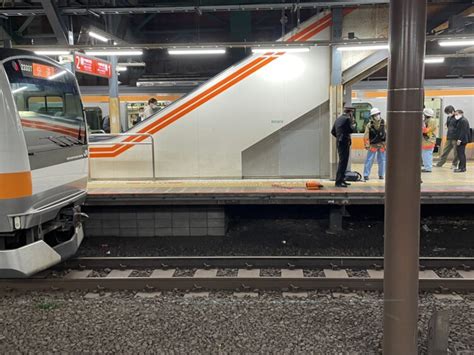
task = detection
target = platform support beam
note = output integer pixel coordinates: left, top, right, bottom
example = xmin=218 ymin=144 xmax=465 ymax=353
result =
xmin=108 ymin=55 xmax=121 ymax=134
xmin=327 ymin=205 xmax=344 ymax=234
xmin=329 ymin=8 xmax=344 ymax=180
xmin=383 ymin=0 xmax=427 ymax=354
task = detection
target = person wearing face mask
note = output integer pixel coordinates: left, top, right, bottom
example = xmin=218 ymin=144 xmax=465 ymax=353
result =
xmin=453 ymin=109 xmax=471 ymax=173
xmin=363 ymin=108 xmax=386 ymax=181
xmin=436 ymin=105 xmax=459 ymax=168
xmin=421 ymin=108 xmax=438 ymax=173
xmin=144 ymin=98 xmax=160 ymax=119
xmin=331 ymin=106 xmax=357 ymax=187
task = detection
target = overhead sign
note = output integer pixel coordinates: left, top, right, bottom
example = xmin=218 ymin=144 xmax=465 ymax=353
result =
xmin=74 ymin=53 xmax=112 ymax=78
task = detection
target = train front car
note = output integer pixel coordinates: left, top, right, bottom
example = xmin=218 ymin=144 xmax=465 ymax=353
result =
xmin=0 ymin=49 xmax=88 ymax=278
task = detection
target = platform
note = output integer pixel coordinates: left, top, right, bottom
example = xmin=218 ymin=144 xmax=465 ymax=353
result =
xmin=86 ymin=163 xmax=474 ymax=206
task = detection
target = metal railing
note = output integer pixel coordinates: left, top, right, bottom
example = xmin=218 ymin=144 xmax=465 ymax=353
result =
xmin=88 ymin=133 xmax=156 ymax=180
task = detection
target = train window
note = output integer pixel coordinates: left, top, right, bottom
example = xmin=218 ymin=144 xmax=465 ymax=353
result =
xmin=3 ymin=58 xmax=86 ymax=154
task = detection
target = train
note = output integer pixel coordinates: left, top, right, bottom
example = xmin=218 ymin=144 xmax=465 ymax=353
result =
xmin=0 ymin=49 xmax=88 ymax=277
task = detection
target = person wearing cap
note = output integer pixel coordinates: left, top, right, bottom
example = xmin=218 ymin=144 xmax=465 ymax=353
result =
xmin=331 ymin=106 xmax=357 ymax=187
xmin=421 ymin=108 xmax=438 ymax=173
xmin=453 ymin=109 xmax=471 ymax=173
xmin=363 ymin=108 xmax=386 ymax=181
xmin=436 ymin=105 xmax=459 ymax=169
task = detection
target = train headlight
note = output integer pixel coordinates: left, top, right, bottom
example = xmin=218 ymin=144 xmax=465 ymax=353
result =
xmin=14 ymin=217 xmax=21 ymax=230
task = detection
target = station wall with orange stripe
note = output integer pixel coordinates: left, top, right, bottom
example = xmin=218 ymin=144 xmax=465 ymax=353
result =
xmin=89 ymin=10 xmax=349 ymax=179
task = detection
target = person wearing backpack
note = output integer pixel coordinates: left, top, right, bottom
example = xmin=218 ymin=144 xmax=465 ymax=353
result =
xmin=363 ymin=108 xmax=386 ymax=181
xmin=436 ymin=105 xmax=459 ymax=169
xmin=453 ymin=109 xmax=471 ymax=173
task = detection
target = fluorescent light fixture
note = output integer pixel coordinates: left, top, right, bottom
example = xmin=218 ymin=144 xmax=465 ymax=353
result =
xmin=48 ymin=70 xmax=68 ymax=80
xmin=35 ymin=50 xmax=71 ymax=55
xmin=117 ymin=62 xmax=146 ymax=67
xmin=12 ymin=86 xmax=28 ymax=94
xmin=337 ymin=44 xmax=389 ymax=51
xmin=116 ymin=66 xmax=127 ymax=72
xmin=85 ymin=50 xmax=143 ymax=56
xmin=88 ymin=31 xmax=109 ymax=42
xmin=439 ymin=39 xmax=474 ymax=47
xmin=168 ymin=48 xmax=226 ymax=55
xmin=252 ymin=47 xmax=310 ymax=53
xmin=424 ymin=57 xmax=445 ymax=64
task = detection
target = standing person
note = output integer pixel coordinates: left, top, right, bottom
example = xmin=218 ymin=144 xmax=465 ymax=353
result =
xmin=144 ymin=98 xmax=160 ymax=119
xmin=436 ymin=105 xmax=459 ymax=168
xmin=453 ymin=109 xmax=471 ymax=173
xmin=421 ymin=108 xmax=438 ymax=173
xmin=363 ymin=108 xmax=387 ymax=181
xmin=331 ymin=106 xmax=357 ymax=187
xmin=102 ymin=115 xmax=110 ymax=133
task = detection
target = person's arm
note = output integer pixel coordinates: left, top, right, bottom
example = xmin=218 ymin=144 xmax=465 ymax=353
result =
xmin=331 ymin=123 xmax=337 ymax=137
xmin=457 ymin=119 xmax=467 ymax=145
xmin=363 ymin=123 xmax=370 ymax=149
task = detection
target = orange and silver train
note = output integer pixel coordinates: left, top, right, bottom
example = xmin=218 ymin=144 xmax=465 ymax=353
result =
xmin=0 ymin=49 xmax=88 ymax=277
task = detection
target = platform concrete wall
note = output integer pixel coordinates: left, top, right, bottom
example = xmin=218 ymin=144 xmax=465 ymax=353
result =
xmin=84 ymin=206 xmax=227 ymax=237
xmin=242 ymin=101 xmax=330 ymax=178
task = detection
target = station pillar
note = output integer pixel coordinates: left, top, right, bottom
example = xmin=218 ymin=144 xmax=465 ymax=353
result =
xmin=108 ymin=55 xmax=121 ymax=134
xmin=329 ymin=8 xmax=344 ymax=180
xmin=383 ymin=0 xmax=427 ymax=353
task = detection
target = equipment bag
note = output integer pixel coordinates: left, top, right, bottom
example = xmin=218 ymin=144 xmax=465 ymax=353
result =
xmin=344 ymin=171 xmax=363 ymax=182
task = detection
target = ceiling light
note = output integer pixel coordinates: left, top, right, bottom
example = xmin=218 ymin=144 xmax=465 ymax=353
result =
xmin=88 ymin=31 xmax=109 ymax=42
xmin=337 ymin=44 xmax=389 ymax=51
xmin=424 ymin=57 xmax=445 ymax=64
xmin=252 ymin=47 xmax=310 ymax=53
xmin=85 ymin=50 xmax=143 ymax=56
xmin=35 ymin=50 xmax=71 ymax=55
xmin=116 ymin=66 xmax=127 ymax=72
xmin=168 ymin=49 xmax=226 ymax=55
xmin=438 ymin=39 xmax=474 ymax=47
xmin=117 ymin=62 xmax=146 ymax=67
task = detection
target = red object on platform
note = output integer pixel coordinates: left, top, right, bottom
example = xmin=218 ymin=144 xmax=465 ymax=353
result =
xmin=74 ymin=53 xmax=112 ymax=78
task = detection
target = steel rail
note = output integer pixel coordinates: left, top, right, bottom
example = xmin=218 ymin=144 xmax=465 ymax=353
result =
xmin=0 ymin=276 xmax=472 ymax=292
xmin=58 ymin=256 xmax=474 ymax=270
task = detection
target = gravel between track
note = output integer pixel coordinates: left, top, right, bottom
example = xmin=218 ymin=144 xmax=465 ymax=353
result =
xmin=0 ymin=291 xmax=472 ymax=354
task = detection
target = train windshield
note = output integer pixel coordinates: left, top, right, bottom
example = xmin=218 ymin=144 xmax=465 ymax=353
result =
xmin=3 ymin=58 xmax=86 ymax=153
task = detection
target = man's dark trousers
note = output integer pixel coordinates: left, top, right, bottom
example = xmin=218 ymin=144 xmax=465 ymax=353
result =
xmin=456 ymin=143 xmax=467 ymax=171
xmin=336 ymin=141 xmax=350 ymax=184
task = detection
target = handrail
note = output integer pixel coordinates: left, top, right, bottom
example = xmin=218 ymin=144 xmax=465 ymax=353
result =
xmin=88 ymin=133 xmax=156 ymax=180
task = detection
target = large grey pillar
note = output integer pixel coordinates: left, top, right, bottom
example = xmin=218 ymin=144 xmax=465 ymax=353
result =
xmin=383 ymin=0 xmax=427 ymax=354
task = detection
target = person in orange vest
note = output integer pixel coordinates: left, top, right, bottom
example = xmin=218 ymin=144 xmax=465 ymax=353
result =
xmin=421 ymin=108 xmax=438 ymax=172
xmin=363 ymin=108 xmax=386 ymax=181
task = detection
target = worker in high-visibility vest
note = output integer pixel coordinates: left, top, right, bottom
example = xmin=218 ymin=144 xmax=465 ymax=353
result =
xmin=363 ymin=107 xmax=387 ymax=181
xmin=421 ymin=108 xmax=438 ymax=173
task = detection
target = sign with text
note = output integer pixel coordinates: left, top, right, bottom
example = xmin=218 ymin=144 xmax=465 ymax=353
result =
xmin=74 ymin=53 xmax=112 ymax=78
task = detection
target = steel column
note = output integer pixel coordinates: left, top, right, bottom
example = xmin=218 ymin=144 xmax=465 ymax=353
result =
xmin=329 ymin=8 xmax=344 ymax=180
xmin=39 ymin=0 xmax=69 ymax=45
xmin=108 ymin=56 xmax=121 ymax=134
xmin=383 ymin=0 xmax=427 ymax=353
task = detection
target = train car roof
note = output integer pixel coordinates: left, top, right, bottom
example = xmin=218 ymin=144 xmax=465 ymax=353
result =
xmin=0 ymin=48 xmax=52 ymax=62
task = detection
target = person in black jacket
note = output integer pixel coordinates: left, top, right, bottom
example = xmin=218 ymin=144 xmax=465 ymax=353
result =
xmin=436 ymin=105 xmax=459 ymax=168
xmin=331 ymin=107 xmax=357 ymax=187
xmin=453 ymin=109 xmax=471 ymax=173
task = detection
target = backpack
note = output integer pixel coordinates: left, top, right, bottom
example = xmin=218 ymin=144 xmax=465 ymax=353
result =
xmin=345 ymin=171 xmax=363 ymax=182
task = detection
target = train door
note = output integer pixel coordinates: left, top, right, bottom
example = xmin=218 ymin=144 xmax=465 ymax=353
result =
xmin=353 ymin=102 xmax=373 ymax=133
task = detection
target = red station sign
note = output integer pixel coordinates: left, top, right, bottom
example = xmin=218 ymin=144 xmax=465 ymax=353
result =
xmin=74 ymin=53 xmax=112 ymax=78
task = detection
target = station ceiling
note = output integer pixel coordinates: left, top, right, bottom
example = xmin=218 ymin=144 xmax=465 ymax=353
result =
xmin=1 ymin=1 xmax=472 ymax=86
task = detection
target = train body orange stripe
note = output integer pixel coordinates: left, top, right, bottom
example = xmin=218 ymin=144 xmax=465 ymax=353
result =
xmin=0 ymin=171 xmax=32 ymax=199
xmin=21 ymin=119 xmax=80 ymax=137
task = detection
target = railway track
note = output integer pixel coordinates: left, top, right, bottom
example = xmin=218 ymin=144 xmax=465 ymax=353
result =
xmin=0 ymin=256 xmax=473 ymax=292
